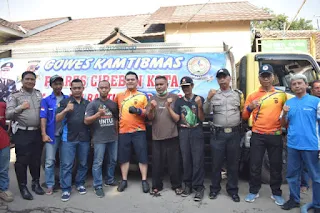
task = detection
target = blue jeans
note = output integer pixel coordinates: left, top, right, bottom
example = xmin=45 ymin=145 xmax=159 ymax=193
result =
xmin=60 ymin=141 xmax=90 ymax=192
xmin=0 ymin=146 xmax=10 ymax=191
xmin=92 ymin=142 xmax=117 ymax=188
xmin=45 ymin=136 xmax=61 ymax=188
xmin=300 ymin=164 xmax=310 ymax=188
xmin=287 ymin=147 xmax=320 ymax=208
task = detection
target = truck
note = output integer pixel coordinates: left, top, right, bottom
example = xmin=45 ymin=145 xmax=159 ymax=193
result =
xmin=1 ymin=42 xmax=320 ymax=185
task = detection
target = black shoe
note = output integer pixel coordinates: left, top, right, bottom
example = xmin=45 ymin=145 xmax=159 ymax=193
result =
xmin=117 ymin=180 xmax=128 ymax=192
xmin=19 ymin=184 xmax=33 ymax=200
xmin=32 ymin=180 xmax=45 ymax=195
xmin=194 ymin=188 xmax=204 ymax=202
xmin=181 ymin=186 xmax=192 ymax=197
xmin=142 ymin=180 xmax=150 ymax=193
xmin=209 ymin=191 xmax=218 ymax=199
xmin=230 ymin=194 xmax=240 ymax=202
xmin=281 ymin=199 xmax=300 ymax=210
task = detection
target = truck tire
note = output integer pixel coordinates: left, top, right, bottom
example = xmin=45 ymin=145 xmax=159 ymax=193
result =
xmin=261 ymin=146 xmax=288 ymax=184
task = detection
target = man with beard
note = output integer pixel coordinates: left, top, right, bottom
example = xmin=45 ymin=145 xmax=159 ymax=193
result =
xmin=40 ymin=75 xmax=68 ymax=195
xmin=146 ymin=76 xmax=182 ymax=196
xmin=84 ymin=80 xmax=119 ymax=198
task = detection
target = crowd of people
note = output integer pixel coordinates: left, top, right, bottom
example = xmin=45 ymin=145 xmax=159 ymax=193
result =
xmin=0 ymin=64 xmax=319 ymax=212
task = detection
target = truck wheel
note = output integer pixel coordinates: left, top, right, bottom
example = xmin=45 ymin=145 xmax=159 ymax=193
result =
xmin=261 ymin=147 xmax=287 ymax=184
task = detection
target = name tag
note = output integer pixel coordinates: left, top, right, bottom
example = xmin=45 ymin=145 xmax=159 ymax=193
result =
xmin=48 ymin=108 xmax=53 ymax=110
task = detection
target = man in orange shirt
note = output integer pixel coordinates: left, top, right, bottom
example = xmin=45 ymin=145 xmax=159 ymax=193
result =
xmin=114 ymin=71 xmax=150 ymax=193
xmin=242 ymin=64 xmax=286 ymax=206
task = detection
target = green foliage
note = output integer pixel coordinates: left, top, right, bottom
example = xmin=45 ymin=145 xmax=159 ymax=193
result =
xmin=253 ymin=8 xmax=314 ymax=30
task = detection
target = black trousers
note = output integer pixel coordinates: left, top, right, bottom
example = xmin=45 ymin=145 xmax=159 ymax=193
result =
xmin=152 ymin=137 xmax=182 ymax=190
xmin=210 ymin=130 xmax=241 ymax=195
xmin=179 ymin=126 xmax=205 ymax=191
xmin=13 ymin=129 xmax=43 ymax=185
xmin=249 ymin=132 xmax=283 ymax=196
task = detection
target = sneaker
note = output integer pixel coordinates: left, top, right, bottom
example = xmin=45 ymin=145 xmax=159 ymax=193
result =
xmin=142 ymin=180 xmax=150 ymax=193
xmin=181 ymin=186 xmax=192 ymax=197
xmin=0 ymin=190 xmax=14 ymax=202
xmin=76 ymin=186 xmax=87 ymax=195
xmin=245 ymin=193 xmax=259 ymax=203
xmin=281 ymin=198 xmax=300 ymax=210
xmin=271 ymin=195 xmax=285 ymax=206
xmin=61 ymin=191 xmax=70 ymax=202
xmin=117 ymin=180 xmax=128 ymax=192
xmin=94 ymin=187 xmax=105 ymax=198
xmin=46 ymin=187 xmax=53 ymax=195
xmin=104 ymin=181 xmax=118 ymax=187
xmin=194 ymin=188 xmax=204 ymax=202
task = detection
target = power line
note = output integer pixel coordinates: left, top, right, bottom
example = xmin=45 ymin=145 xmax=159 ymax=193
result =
xmin=6 ymin=0 xmax=11 ymax=20
xmin=173 ymin=0 xmax=211 ymax=35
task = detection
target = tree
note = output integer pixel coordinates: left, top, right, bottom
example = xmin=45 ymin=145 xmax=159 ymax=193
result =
xmin=253 ymin=8 xmax=314 ymax=30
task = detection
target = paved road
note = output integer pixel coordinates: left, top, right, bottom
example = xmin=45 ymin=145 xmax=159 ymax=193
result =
xmin=0 ymin=148 xmax=312 ymax=213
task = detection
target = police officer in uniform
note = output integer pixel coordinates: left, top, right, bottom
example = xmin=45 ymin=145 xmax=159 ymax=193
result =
xmin=0 ymin=62 xmax=16 ymax=102
xmin=204 ymin=68 xmax=244 ymax=202
xmin=6 ymin=71 xmax=44 ymax=200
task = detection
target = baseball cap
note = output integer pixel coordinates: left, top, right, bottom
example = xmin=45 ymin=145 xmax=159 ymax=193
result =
xmin=50 ymin=75 xmax=63 ymax=85
xmin=180 ymin=76 xmax=193 ymax=86
xmin=259 ymin=64 xmax=274 ymax=75
xmin=216 ymin=68 xmax=230 ymax=78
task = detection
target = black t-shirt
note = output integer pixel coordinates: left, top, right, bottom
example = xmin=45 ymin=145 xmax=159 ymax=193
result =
xmin=85 ymin=98 xmax=119 ymax=143
xmin=56 ymin=97 xmax=90 ymax=142
xmin=174 ymin=95 xmax=204 ymax=127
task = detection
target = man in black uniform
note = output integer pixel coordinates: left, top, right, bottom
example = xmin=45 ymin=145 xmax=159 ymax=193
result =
xmin=0 ymin=62 xmax=16 ymax=102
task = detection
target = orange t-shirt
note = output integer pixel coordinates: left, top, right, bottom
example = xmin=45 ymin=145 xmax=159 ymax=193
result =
xmin=114 ymin=89 xmax=148 ymax=134
xmin=242 ymin=87 xmax=287 ymax=135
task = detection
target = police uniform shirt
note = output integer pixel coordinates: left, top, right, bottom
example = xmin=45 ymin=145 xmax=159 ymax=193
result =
xmin=204 ymin=89 xmax=243 ymax=127
xmin=6 ymin=88 xmax=42 ymax=127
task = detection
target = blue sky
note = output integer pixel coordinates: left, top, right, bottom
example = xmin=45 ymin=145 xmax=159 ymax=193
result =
xmin=0 ymin=0 xmax=319 ymax=28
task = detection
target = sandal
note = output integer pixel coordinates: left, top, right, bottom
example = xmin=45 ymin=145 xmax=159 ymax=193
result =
xmin=150 ymin=189 xmax=161 ymax=197
xmin=175 ymin=188 xmax=183 ymax=195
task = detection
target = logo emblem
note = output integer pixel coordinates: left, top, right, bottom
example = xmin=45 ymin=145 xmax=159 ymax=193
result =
xmin=263 ymin=65 xmax=269 ymax=71
xmin=187 ymin=57 xmax=211 ymax=79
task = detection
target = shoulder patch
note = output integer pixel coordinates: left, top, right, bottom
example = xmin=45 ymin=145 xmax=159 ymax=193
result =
xmin=234 ymin=89 xmax=243 ymax=94
xmin=34 ymin=89 xmax=40 ymax=92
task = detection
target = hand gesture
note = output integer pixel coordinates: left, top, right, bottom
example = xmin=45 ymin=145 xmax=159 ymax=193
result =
xmin=150 ymin=100 xmax=157 ymax=109
xmin=195 ymin=96 xmax=202 ymax=107
xmin=21 ymin=101 xmax=30 ymax=110
xmin=97 ymin=106 xmax=106 ymax=116
xmin=42 ymin=134 xmax=52 ymax=143
xmin=165 ymin=97 xmax=173 ymax=108
xmin=249 ymin=100 xmax=260 ymax=110
xmin=283 ymin=105 xmax=290 ymax=114
xmin=65 ymin=101 xmax=74 ymax=112
xmin=207 ymin=89 xmax=217 ymax=100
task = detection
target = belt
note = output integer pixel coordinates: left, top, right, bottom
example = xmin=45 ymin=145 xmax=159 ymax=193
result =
xmin=180 ymin=123 xmax=199 ymax=128
xmin=17 ymin=125 xmax=39 ymax=131
xmin=214 ymin=126 xmax=240 ymax=133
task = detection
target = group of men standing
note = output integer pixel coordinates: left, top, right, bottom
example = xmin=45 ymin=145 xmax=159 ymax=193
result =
xmin=0 ymin=65 xmax=319 ymax=212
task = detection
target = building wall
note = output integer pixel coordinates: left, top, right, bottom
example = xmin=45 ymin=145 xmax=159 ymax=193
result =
xmin=165 ymin=21 xmax=251 ymax=62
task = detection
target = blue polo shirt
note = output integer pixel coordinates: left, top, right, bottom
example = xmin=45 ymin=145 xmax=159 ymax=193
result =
xmin=40 ymin=92 xmax=68 ymax=144
xmin=286 ymin=94 xmax=320 ymax=150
